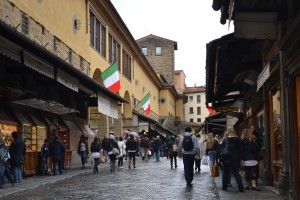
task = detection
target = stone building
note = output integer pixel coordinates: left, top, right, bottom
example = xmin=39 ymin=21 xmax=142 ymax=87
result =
xmin=136 ymin=34 xmax=178 ymax=86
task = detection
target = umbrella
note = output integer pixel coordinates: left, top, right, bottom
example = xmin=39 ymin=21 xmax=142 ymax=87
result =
xmin=128 ymin=132 xmax=137 ymax=136
xmin=4 ymin=163 xmax=14 ymax=187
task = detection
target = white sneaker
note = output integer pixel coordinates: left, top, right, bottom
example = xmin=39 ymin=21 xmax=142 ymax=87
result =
xmin=121 ymin=166 xmax=123 ymax=169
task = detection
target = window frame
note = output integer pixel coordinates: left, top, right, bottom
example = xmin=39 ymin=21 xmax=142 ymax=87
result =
xmin=90 ymin=11 xmax=106 ymax=57
xmin=142 ymin=47 xmax=148 ymax=56
xmin=109 ymin=34 xmax=120 ymax=68
xmin=189 ymin=107 xmax=194 ymax=114
xmin=155 ymin=46 xmax=162 ymax=56
xmin=122 ymin=50 xmax=132 ymax=81
xmin=197 ymin=106 xmax=201 ymax=115
xmin=197 ymin=95 xmax=201 ymax=104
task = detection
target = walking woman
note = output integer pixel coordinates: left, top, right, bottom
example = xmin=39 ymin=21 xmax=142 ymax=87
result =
xmin=77 ymin=135 xmax=89 ymax=169
xmin=241 ymin=129 xmax=262 ymax=191
xmin=117 ymin=136 xmax=126 ymax=169
xmin=90 ymin=137 xmax=101 ymax=173
xmin=126 ymin=135 xmax=138 ymax=169
xmin=107 ymin=135 xmax=119 ymax=172
xmin=170 ymin=136 xmax=178 ymax=169
xmin=205 ymin=133 xmax=219 ymax=167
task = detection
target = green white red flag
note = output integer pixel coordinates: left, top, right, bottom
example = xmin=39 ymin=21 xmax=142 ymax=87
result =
xmin=101 ymin=63 xmax=121 ymax=93
xmin=141 ymin=93 xmax=151 ymax=115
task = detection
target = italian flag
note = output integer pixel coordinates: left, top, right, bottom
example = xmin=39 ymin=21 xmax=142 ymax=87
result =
xmin=141 ymin=93 xmax=151 ymax=115
xmin=101 ymin=63 xmax=121 ymax=93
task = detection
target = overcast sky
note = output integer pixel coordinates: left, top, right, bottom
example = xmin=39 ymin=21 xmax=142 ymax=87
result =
xmin=110 ymin=0 xmax=233 ymax=87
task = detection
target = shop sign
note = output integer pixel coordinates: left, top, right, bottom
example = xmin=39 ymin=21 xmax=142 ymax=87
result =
xmin=57 ymin=69 xmax=79 ymax=92
xmin=257 ymin=63 xmax=270 ymax=91
xmin=98 ymin=93 xmax=118 ymax=119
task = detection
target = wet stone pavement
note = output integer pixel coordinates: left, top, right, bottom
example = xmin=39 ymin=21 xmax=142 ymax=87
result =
xmin=2 ymin=157 xmax=218 ymax=200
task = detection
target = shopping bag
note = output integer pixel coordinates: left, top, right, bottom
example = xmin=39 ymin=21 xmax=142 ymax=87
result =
xmin=201 ymin=155 xmax=208 ymax=166
xmin=99 ymin=151 xmax=106 ymax=163
xmin=211 ymin=163 xmax=219 ymax=177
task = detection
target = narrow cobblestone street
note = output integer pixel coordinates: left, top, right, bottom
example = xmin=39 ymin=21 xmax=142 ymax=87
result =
xmin=2 ymin=157 xmax=218 ymax=200
xmin=1 ymin=156 xmax=281 ymax=200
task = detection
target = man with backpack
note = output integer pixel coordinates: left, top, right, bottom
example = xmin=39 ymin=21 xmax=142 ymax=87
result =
xmin=178 ymin=127 xmax=200 ymax=187
xmin=140 ymin=134 xmax=150 ymax=161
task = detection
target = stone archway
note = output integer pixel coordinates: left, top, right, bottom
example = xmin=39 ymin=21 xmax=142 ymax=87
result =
xmin=123 ymin=90 xmax=132 ymax=118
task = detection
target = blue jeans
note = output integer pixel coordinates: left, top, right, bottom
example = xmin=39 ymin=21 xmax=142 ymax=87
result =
xmin=155 ymin=149 xmax=160 ymax=161
xmin=12 ymin=166 xmax=22 ymax=183
xmin=0 ymin=162 xmax=4 ymax=187
xmin=183 ymin=154 xmax=195 ymax=184
xmin=52 ymin=160 xmax=63 ymax=175
xmin=42 ymin=157 xmax=48 ymax=174
xmin=208 ymin=150 xmax=217 ymax=166
xmin=80 ymin=151 xmax=87 ymax=166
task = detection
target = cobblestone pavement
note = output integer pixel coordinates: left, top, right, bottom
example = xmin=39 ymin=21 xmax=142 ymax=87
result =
xmin=1 ymin=157 xmax=217 ymax=200
xmin=1 ymin=156 xmax=280 ymax=200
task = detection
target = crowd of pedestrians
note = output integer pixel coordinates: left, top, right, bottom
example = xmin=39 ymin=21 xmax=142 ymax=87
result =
xmin=0 ymin=125 xmax=263 ymax=195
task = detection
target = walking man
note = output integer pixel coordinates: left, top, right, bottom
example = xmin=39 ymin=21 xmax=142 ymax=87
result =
xmin=140 ymin=134 xmax=150 ymax=161
xmin=178 ymin=127 xmax=200 ymax=187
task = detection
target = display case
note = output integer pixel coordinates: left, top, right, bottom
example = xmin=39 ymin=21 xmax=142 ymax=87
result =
xmin=37 ymin=126 xmax=47 ymax=151
xmin=0 ymin=124 xmax=18 ymax=148
xmin=23 ymin=124 xmax=33 ymax=151
xmin=58 ymin=129 xmax=69 ymax=150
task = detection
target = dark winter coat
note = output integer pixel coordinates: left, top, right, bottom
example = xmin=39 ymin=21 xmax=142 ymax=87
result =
xmin=126 ymin=139 xmax=138 ymax=153
xmin=241 ymin=138 xmax=261 ymax=161
xmin=9 ymin=138 xmax=26 ymax=166
xmin=107 ymin=139 xmax=119 ymax=152
xmin=227 ymin=136 xmax=242 ymax=169
xmin=90 ymin=141 xmax=101 ymax=153
xmin=49 ymin=139 xmax=66 ymax=161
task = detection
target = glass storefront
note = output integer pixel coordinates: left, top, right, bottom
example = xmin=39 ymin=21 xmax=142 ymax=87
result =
xmin=270 ymin=89 xmax=282 ymax=187
xmin=0 ymin=123 xmax=18 ymax=147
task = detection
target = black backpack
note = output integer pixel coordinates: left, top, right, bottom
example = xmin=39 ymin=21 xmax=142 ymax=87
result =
xmin=182 ymin=135 xmax=194 ymax=151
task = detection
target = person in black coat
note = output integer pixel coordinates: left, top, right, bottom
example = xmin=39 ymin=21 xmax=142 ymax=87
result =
xmin=126 ymin=134 xmax=138 ymax=169
xmin=9 ymin=132 xmax=25 ymax=183
xmin=49 ymin=136 xmax=66 ymax=176
xmin=107 ymin=135 xmax=119 ymax=172
xmin=221 ymin=128 xmax=244 ymax=192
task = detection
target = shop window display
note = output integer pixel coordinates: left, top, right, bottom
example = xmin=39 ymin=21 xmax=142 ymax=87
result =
xmin=0 ymin=124 xmax=18 ymax=147
xmin=271 ymin=90 xmax=282 ymax=187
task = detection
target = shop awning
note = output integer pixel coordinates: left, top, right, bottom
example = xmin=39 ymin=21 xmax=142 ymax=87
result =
xmin=13 ymin=110 xmax=32 ymax=126
xmin=77 ymin=123 xmax=95 ymax=137
xmin=63 ymin=120 xmax=84 ymax=137
xmin=206 ymin=33 xmax=262 ymax=109
xmin=11 ymin=98 xmax=79 ymax=115
xmin=28 ymin=113 xmax=46 ymax=127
